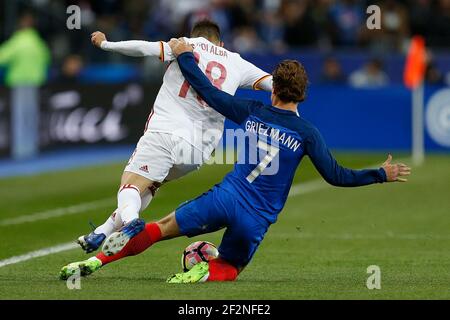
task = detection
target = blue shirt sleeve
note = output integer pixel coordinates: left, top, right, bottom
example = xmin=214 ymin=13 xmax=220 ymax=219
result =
xmin=177 ymin=52 xmax=263 ymax=124
xmin=305 ymin=125 xmax=387 ymax=186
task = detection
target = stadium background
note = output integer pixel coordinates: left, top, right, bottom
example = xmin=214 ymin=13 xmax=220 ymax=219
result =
xmin=0 ymin=0 xmax=449 ymax=299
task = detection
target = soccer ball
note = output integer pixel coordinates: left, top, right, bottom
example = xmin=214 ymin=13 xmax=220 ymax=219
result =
xmin=181 ymin=241 xmax=219 ymax=271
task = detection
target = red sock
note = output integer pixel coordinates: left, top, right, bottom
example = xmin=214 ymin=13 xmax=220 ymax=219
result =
xmin=207 ymin=258 xmax=238 ymax=281
xmin=96 ymin=223 xmax=162 ymax=265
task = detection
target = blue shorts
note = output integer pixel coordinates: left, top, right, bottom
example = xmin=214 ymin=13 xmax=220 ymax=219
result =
xmin=175 ymin=184 xmax=270 ymax=269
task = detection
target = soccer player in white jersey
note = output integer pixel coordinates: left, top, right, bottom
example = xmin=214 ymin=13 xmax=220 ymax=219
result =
xmin=76 ymin=20 xmax=273 ymax=254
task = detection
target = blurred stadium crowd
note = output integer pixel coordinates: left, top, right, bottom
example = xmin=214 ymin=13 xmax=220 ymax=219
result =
xmin=1 ymin=0 xmax=450 ymax=86
xmin=1 ymin=0 xmax=449 ymax=161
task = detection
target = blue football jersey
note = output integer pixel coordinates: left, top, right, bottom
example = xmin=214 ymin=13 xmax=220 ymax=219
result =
xmin=177 ymin=52 xmax=387 ymax=224
xmin=220 ymin=106 xmax=305 ymax=223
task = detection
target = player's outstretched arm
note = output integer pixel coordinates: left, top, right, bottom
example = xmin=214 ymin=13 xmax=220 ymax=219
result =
xmin=170 ymin=38 xmax=262 ymax=124
xmin=306 ymin=126 xmax=411 ymax=186
xmin=91 ymin=31 xmax=168 ymax=59
xmin=238 ymin=58 xmax=273 ymax=92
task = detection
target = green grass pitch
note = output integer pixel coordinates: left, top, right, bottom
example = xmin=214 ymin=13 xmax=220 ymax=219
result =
xmin=0 ymin=152 xmax=449 ymax=299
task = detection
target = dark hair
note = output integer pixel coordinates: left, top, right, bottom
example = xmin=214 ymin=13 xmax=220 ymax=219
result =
xmin=191 ymin=19 xmax=221 ymax=41
xmin=272 ymin=60 xmax=308 ymax=103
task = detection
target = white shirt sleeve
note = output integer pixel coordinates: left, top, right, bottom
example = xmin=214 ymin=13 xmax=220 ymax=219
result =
xmin=101 ymin=40 xmax=175 ymax=62
xmin=238 ymin=57 xmax=273 ymax=91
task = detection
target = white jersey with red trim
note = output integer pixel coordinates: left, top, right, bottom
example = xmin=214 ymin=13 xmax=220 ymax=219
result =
xmin=145 ymin=37 xmax=271 ymax=159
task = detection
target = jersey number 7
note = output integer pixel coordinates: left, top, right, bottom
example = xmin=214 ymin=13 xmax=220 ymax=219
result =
xmin=246 ymin=140 xmax=280 ymax=183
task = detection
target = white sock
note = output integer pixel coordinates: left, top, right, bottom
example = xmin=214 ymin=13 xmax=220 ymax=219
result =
xmin=140 ymin=191 xmax=153 ymax=213
xmin=117 ymin=184 xmax=141 ymax=225
xmin=94 ymin=188 xmax=152 ymax=237
xmin=94 ymin=210 xmax=122 ymax=236
xmin=94 ymin=216 xmax=115 ymax=236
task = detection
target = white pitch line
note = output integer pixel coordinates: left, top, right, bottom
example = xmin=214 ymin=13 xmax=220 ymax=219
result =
xmin=0 ymin=176 xmax=324 ymax=226
xmin=0 ymin=242 xmax=78 ymax=268
xmin=0 ymin=158 xmax=402 ymax=226
xmin=2 ymin=231 xmax=447 ymax=269
xmin=0 ymin=197 xmax=114 ymax=226
xmin=0 ymin=179 xmax=320 ymax=227
xmin=0 ymin=158 xmax=410 ymax=268
xmin=288 ymin=179 xmax=328 ymax=197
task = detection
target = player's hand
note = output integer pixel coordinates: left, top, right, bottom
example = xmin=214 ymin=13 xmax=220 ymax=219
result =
xmin=169 ymin=38 xmax=193 ymax=57
xmin=381 ymin=154 xmax=411 ymax=182
xmin=91 ymin=31 xmax=107 ymax=48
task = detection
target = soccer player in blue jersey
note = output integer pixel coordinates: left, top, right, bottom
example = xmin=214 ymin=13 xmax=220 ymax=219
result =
xmin=60 ymin=39 xmax=410 ymax=283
